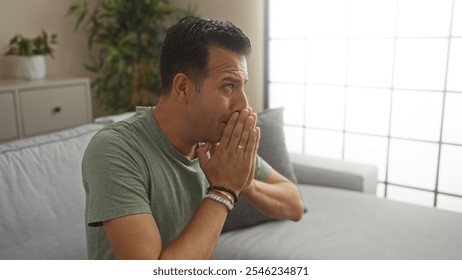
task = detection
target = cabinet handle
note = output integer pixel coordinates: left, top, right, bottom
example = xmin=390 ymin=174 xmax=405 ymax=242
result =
xmin=52 ymin=106 xmax=62 ymax=114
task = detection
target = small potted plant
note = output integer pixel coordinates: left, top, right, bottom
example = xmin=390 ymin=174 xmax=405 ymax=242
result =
xmin=4 ymin=31 xmax=58 ymax=80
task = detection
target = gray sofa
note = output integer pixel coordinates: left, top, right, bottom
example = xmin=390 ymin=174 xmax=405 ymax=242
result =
xmin=213 ymin=154 xmax=462 ymax=259
xmin=1 ymin=119 xmax=462 ymax=260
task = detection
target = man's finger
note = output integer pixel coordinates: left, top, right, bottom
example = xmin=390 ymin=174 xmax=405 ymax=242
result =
xmin=236 ymin=113 xmax=256 ymax=154
xmin=243 ymin=127 xmax=259 ymax=187
xmin=227 ymin=108 xmax=251 ymax=150
xmin=218 ymin=112 xmax=239 ymax=149
xmin=196 ymin=142 xmax=211 ymax=168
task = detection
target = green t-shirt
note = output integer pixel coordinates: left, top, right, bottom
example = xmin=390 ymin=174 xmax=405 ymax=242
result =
xmin=82 ymin=107 xmax=270 ymax=259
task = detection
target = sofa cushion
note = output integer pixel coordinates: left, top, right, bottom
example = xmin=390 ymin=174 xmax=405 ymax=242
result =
xmin=254 ymin=107 xmax=298 ymax=184
xmin=223 ymin=107 xmax=299 ymax=232
xmin=0 ymin=123 xmax=104 ymax=259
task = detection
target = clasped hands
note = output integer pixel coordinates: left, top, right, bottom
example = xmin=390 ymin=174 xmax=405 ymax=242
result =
xmin=196 ymin=108 xmax=260 ymax=196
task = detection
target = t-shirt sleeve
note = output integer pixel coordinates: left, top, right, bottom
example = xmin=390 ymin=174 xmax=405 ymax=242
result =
xmin=254 ymin=155 xmax=272 ymax=182
xmin=82 ymin=129 xmax=152 ymax=227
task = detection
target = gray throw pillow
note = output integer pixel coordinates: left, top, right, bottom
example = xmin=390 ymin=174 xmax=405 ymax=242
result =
xmin=222 ymin=107 xmax=300 ymax=232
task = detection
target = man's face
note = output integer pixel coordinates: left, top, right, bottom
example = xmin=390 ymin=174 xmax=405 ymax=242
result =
xmin=188 ymin=46 xmax=249 ymax=143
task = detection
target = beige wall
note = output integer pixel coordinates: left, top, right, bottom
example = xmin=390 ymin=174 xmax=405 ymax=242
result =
xmin=0 ymin=0 xmax=265 ymax=117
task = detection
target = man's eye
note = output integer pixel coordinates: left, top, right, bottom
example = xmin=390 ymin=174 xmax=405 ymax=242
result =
xmin=224 ymin=83 xmax=234 ymax=90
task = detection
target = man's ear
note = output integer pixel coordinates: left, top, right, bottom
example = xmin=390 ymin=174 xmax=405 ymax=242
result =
xmin=171 ymin=73 xmax=194 ymax=103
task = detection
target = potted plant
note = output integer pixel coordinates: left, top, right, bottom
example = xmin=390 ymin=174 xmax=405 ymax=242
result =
xmin=4 ymin=31 xmax=58 ymax=80
xmin=67 ymin=0 xmax=196 ymax=113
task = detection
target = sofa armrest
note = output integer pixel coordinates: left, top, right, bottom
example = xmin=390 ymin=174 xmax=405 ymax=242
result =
xmin=289 ymin=153 xmax=378 ymax=195
xmin=94 ymin=111 xmax=136 ymax=124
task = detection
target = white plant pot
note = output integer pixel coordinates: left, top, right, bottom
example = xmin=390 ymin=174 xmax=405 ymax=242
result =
xmin=19 ymin=55 xmax=47 ymax=80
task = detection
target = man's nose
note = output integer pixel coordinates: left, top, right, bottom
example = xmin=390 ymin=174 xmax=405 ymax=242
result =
xmin=233 ymin=88 xmax=248 ymax=113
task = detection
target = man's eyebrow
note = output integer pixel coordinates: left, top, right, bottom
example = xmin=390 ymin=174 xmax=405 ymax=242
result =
xmin=222 ymin=76 xmax=248 ymax=84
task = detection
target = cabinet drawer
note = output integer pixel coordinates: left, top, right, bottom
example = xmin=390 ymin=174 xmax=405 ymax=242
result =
xmin=0 ymin=91 xmax=19 ymax=142
xmin=20 ymin=84 xmax=88 ymax=136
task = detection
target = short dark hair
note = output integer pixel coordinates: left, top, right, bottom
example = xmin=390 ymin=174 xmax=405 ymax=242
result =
xmin=159 ymin=17 xmax=251 ymax=94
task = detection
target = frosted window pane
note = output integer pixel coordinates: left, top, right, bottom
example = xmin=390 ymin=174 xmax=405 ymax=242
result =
xmin=305 ymin=129 xmax=343 ymax=160
xmin=349 ymin=0 xmax=397 ymax=38
xmin=438 ymin=145 xmax=462 ymax=196
xmin=452 ymin=0 xmax=462 ymax=36
xmin=390 ymin=90 xmax=443 ymax=141
xmin=396 ymin=0 xmax=452 ymax=37
xmin=284 ymin=126 xmax=304 ymax=154
xmin=437 ymin=194 xmax=462 ymax=214
xmin=304 ymin=0 xmax=349 ymax=38
xmin=377 ymin=183 xmax=386 ymax=198
xmin=269 ymin=0 xmax=309 ymax=39
xmin=393 ymin=39 xmax=448 ymax=91
xmin=442 ymin=93 xmax=462 ymax=144
xmin=305 ymin=86 xmax=345 ymax=130
xmin=344 ymin=134 xmax=388 ymax=182
xmin=447 ymin=39 xmax=462 ymax=92
xmin=387 ymin=185 xmax=435 ymax=207
xmin=347 ymin=39 xmax=394 ymax=87
xmin=269 ymin=40 xmax=305 ymax=83
xmin=345 ymin=88 xmax=391 ymax=136
xmin=306 ymin=39 xmax=347 ymax=85
xmin=269 ymin=83 xmax=305 ymax=126
xmin=388 ymin=139 xmax=438 ymax=190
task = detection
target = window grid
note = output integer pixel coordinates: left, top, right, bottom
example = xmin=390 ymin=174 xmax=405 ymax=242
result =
xmin=265 ymin=0 xmax=462 ymax=212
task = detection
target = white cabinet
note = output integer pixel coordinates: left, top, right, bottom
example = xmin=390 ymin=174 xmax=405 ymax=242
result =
xmin=0 ymin=78 xmax=93 ymax=143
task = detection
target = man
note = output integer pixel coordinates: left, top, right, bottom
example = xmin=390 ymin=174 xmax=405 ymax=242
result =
xmin=82 ymin=17 xmax=304 ymax=260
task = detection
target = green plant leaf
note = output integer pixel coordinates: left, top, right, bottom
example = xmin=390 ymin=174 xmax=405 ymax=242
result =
xmin=67 ymin=0 xmax=88 ymax=31
xmin=5 ymin=31 xmax=57 ymax=57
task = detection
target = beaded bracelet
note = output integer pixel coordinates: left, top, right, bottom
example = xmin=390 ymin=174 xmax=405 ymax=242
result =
xmin=207 ymin=186 xmax=238 ymax=203
xmin=209 ymin=189 xmax=234 ymax=205
xmin=204 ymin=193 xmax=234 ymax=212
